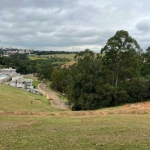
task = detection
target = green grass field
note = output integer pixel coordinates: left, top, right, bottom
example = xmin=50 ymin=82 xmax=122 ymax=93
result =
xmin=29 ymin=56 xmax=47 ymax=60
xmin=0 ymin=84 xmax=150 ymax=150
xmin=29 ymin=54 xmax=76 ymax=60
xmin=0 ymin=114 xmax=150 ymax=150
xmin=49 ymin=54 xmax=75 ymax=60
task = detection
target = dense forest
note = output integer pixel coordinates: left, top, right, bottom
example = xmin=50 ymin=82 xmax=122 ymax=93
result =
xmin=0 ymin=30 xmax=150 ymax=110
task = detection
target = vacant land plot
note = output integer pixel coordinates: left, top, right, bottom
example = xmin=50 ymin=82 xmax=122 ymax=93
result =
xmin=0 ymin=84 xmax=150 ymax=150
xmin=0 ymin=114 xmax=150 ymax=150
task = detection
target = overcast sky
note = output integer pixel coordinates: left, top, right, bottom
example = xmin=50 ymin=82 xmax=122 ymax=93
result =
xmin=0 ymin=0 xmax=150 ymax=52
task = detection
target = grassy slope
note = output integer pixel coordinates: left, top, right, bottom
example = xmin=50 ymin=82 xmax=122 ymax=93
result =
xmin=0 ymin=84 xmax=150 ymax=150
xmin=0 ymin=115 xmax=150 ymax=150
xmin=0 ymin=84 xmax=60 ymax=112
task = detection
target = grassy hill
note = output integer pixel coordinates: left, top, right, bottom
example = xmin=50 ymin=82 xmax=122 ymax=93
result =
xmin=0 ymin=84 xmax=61 ymax=113
xmin=0 ymin=84 xmax=150 ymax=150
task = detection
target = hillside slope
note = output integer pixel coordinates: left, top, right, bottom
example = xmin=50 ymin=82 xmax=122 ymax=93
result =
xmin=0 ymin=84 xmax=150 ymax=116
xmin=0 ymin=84 xmax=61 ymax=113
xmin=0 ymin=84 xmax=150 ymax=150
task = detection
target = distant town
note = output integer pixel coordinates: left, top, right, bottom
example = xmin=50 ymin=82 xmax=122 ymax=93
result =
xmin=0 ymin=47 xmax=78 ymax=57
xmin=0 ymin=47 xmax=32 ymax=56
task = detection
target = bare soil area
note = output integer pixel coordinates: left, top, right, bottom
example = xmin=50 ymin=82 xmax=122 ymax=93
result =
xmin=53 ymin=101 xmax=150 ymax=116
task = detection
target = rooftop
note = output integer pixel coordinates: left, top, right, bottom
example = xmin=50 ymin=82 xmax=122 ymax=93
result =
xmin=10 ymin=78 xmax=33 ymax=83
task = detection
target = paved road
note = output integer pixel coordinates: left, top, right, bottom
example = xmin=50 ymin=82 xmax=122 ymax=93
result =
xmin=38 ymin=83 xmax=69 ymax=109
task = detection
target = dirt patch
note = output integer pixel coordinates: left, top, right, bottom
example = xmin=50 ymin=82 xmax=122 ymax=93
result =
xmin=53 ymin=101 xmax=150 ymax=116
xmin=123 ymin=101 xmax=150 ymax=109
xmin=0 ymin=111 xmax=49 ymax=116
xmin=61 ymin=61 xmax=76 ymax=68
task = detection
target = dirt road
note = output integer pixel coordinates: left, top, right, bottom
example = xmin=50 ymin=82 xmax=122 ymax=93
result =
xmin=38 ymin=83 xmax=69 ymax=109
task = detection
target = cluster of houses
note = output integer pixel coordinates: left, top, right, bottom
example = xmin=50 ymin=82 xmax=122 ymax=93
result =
xmin=0 ymin=68 xmax=39 ymax=94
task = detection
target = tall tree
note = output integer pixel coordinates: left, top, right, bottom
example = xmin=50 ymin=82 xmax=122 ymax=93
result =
xmin=101 ymin=30 xmax=142 ymax=86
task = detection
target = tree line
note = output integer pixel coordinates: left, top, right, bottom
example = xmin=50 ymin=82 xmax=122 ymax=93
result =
xmin=31 ymin=50 xmax=78 ymax=55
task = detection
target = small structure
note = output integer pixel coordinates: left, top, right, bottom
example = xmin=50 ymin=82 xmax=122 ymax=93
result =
xmin=10 ymin=77 xmax=33 ymax=89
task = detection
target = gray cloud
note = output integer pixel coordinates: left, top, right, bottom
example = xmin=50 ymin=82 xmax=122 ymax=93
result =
xmin=0 ymin=0 xmax=150 ymax=51
xmin=136 ymin=19 xmax=150 ymax=32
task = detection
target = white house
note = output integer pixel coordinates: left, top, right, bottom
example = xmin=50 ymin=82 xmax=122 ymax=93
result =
xmin=0 ymin=68 xmax=17 ymax=76
xmin=10 ymin=78 xmax=33 ymax=89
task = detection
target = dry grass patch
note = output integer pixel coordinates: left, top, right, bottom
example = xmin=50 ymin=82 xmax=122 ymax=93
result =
xmin=61 ymin=61 xmax=76 ymax=68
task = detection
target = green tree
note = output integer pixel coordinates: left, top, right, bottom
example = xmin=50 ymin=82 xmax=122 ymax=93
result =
xmin=37 ymin=60 xmax=53 ymax=81
xmin=51 ymin=69 xmax=65 ymax=92
xmin=101 ymin=30 xmax=142 ymax=87
xmin=68 ymin=50 xmax=105 ymax=110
